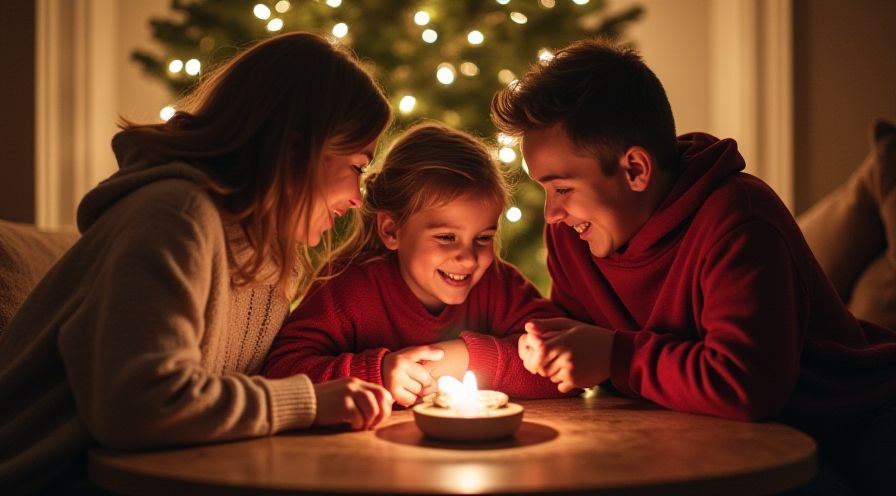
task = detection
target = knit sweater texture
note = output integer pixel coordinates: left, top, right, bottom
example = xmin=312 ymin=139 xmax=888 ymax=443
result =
xmin=0 ymin=134 xmax=316 ymax=494
xmin=547 ymin=132 xmax=896 ymax=424
xmin=263 ymin=256 xmax=569 ymax=399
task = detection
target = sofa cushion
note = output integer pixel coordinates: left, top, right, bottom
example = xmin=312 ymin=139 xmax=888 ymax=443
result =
xmin=798 ymin=119 xmax=896 ymax=329
xmin=0 ymin=220 xmax=79 ymax=331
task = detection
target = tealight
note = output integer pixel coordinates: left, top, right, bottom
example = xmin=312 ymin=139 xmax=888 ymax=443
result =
xmin=413 ymin=371 xmax=524 ymax=442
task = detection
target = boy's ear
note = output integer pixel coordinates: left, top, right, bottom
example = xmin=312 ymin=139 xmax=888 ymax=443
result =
xmin=619 ymin=146 xmax=653 ymax=193
xmin=376 ymin=212 xmax=400 ymax=250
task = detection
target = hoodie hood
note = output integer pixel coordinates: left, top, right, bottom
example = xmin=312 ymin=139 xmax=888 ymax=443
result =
xmin=76 ymin=132 xmax=211 ymax=233
xmin=623 ymin=132 xmax=746 ymax=257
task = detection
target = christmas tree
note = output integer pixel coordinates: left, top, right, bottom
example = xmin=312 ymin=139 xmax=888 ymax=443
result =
xmin=133 ymin=0 xmax=643 ymax=293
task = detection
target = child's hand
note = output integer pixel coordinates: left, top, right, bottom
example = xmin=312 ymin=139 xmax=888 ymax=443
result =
xmin=312 ymin=377 xmax=393 ymax=430
xmin=524 ymin=318 xmax=616 ymax=393
xmin=518 ymin=331 xmax=561 ymax=374
xmin=382 ymin=346 xmax=444 ymax=406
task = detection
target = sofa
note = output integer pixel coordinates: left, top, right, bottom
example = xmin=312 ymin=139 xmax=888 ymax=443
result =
xmin=1 ymin=119 xmax=894 ymax=333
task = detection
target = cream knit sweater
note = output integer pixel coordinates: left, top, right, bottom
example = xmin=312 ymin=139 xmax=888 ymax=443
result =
xmin=0 ymin=150 xmax=316 ymax=493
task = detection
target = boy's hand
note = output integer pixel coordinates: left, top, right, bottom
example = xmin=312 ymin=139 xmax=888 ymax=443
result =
xmin=524 ymin=318 xmax=616 ymax=393
xmin=313 ymin=377 xmax=393 ymax=430
xmin=518 ymin=331 xmax=561 ymax=374
xmin=382 ymin=346 xmax=444 ymax=407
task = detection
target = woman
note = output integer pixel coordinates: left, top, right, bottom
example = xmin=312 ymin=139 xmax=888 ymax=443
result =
xmin=0 ymin=32 xmax=393 ymax=493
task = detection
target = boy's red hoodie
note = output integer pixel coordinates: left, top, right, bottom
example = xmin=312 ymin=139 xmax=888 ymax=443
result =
xmin=546 ymin=133 xmax=896 ymax=424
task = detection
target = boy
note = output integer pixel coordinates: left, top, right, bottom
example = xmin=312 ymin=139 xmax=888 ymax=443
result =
xmin=491 ymin=39 xmax=896 ymax=494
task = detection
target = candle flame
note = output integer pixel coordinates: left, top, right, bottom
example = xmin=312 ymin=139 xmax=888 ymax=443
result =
xmin=437 ymin=371 xmax=486 ymax=416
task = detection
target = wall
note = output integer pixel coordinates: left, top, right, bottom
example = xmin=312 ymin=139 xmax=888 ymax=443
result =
xmin=0 ymin=0 xmax=36 ymax=223
xmin=793 ymin=0 xmax=896 ymax=213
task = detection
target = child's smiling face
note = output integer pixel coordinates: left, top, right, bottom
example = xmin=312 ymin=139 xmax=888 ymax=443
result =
xmin=379 ymin=195 xmax=502 ymax=314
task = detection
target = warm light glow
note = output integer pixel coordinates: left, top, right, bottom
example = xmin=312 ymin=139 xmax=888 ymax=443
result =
xmin=521 ymin=156 xmax=529 ymax=174
xmin=398 ymin=95 xmax=417 ymax=113
xmin=460 ymin=61 xmax=479 ymax=76
xmin=184 ymin=58 xmax=201 ymax=76
xmin=499 ymin=146 xmax=517 ymax=163
xmin=167 ymin=59 xmax=183 ymax=73
xmin=497 ymin=132 xmax=517 ymax=146
xmin=442 ymin=110 xmax=461 ymax=127
xmin=540 ymin=0 xmax=556 ymax=7
xmin=467 ymin=30 xmax=484 ymax=45
xmin=274 ymin=0 xmax=290 ymax=13
xmin=436 ymin=63 xmax=456 ymax=85
xmin=414 ymin=10 xmax=430 ymax=26
xmin=510 ymin=12 xmax=528 ymax=24
xmin=496 ymin=0 xmax=511 ymax=4
xmin=538 ymin=48 xmax=554 ymax=62
xmin=573 ymin=0 xmax=590 ymax=4
xmin=498 ymin=69 xmax=516 ymax=85
xmin=505 ymin=206 xmax=522 ymax=223
xmin=253 ymin=4 xmax=271 ymax=20
xmin=422 ymin=29 xmax=438 ymax=43
xmin=326 ymin=0 xmax=342 ymax=7
xmin=332 ymin=22 xmax=348 ymax=37
xmin=437 ymin=371 xmax=485 ymax=416
xmin=266 ymin=18 xmax=284 ymax=32
xmin=159 ymin=106 xmax=176 ymax=121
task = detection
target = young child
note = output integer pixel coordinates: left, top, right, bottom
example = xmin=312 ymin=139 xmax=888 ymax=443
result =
xmin=263 ymin=122 xmax=570 ymax=406
xmin=493 ymin=39 xmax=896 ymax=494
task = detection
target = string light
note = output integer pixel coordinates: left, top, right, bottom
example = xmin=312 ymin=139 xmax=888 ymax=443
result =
xmin=497 ymin=69 xmax=516 ymax=85
xmin=332 ymin=22 xmax=348 ymax=38
xmin=496 ymin=0 xmax=511 ymax=4
xmin=539 ymin=0 xmax=556 ymax=7
xmin=267 ymin=18 xmax=284 ymax=31
xmin=572 ymin=0 xmax=590 ymax=4
xmin=422 ymin=29 xmax=438 ymax=43
xmin=436 ymin=63 xmax=457 ymax=85
xmin=505 ymin=207 xmax=522 ymax=223
xmin=498 ymin=147 xmax=517 ymax=163
xmin=253 ymin=4 xmax=271 ymax=20
xmin=326 ymin=0 xmax=342 ymax=7
xmin=510 ymin=12 xmax=528 ymax=24
xmin=184 ymin=58 xmax=201 ymax=76
xmin=467 ymin=30 xmax=484 ymax=45
xmin=399 ymin=95 xmax=417 ymax=113
xmin=167 ymin=59 xmax=183 ymax=73
xmin=538 ymin=48 xmax=554 ymax=62
xmin=274 ymin=1 xmax=290 ymax=13
xmin=460 ymin=62 xmax=479 ymax=76
xmin=442 ymin=110 xmax=462 ymax=127
xmin=414 ymin=11 xmax=430 ymax=26
xmin=160 ymin=106 xmax=176 ymax=121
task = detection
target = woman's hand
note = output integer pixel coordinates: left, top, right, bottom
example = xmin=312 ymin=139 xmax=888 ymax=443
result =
xmin=313 ymin=377 xmax=393 ymax=430
xmin=382 ymin=346 xmax=444 ymax=407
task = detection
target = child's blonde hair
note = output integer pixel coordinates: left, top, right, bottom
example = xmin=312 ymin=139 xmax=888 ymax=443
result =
xmin=327 ymin=121 xmax=511 ymax=270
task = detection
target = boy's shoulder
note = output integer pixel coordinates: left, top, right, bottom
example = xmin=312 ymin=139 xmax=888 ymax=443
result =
xmin=696 ymin=173 xmax=792 ymax=228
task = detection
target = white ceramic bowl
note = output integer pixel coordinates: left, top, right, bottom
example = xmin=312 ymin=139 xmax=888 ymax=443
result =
xmin=412 ymin=402 xmax=524 ymax=442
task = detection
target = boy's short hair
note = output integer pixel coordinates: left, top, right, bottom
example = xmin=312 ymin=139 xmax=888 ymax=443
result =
xmin=491 ymin=38 xmax=678 ymax=174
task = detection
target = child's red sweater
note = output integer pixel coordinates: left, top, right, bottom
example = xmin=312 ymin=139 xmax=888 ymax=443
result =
xmin=263 ymin=256 xmax=568 ymax=399
xmin=546 ymin=132 xmax=896 ymax=424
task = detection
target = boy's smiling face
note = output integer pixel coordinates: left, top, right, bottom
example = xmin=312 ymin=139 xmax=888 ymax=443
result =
xmin=522 ymin=123 xmax=648 ymax=258
xmin=379 ymin=195 xmax=501 ymax=314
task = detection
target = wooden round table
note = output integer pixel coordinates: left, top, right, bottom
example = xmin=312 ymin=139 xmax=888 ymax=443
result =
xmin=89 ymin=393 xmax=816 ymax=495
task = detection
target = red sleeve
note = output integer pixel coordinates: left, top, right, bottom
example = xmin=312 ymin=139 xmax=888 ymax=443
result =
xmin=461 ymin=262 xmax=577 ymax=399
xmin=610 ymin=221 xmax=806 ymax=421
xmin=261 ymin=279 xmax=389 ymax=385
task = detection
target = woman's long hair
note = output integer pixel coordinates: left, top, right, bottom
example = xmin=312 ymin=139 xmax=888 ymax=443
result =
xmin=117 ymin=32 xmax=392 ymax=295
xmin=324 ymin=122 xmax=511 ymax=276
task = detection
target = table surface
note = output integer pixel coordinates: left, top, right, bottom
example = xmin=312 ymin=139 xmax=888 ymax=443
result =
xmin=89 ymin=393 xmax=817 ymax=495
